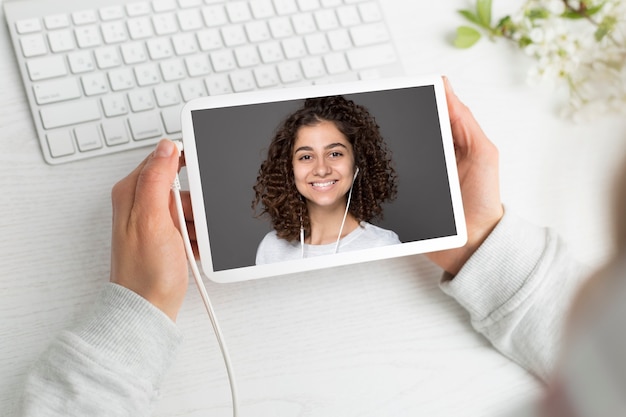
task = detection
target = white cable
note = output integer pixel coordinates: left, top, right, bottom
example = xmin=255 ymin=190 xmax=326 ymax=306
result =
xmin=333 ymin=185 xmax=353 ymax=254
xmin=171 ymin=174 xmax=239 ymax=417
xmin=334 ymin=168 xmax=359 ymax=254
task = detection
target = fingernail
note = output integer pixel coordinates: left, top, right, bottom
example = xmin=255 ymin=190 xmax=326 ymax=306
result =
xmin=443 ymin=76 xmax=454 ymax=93
xmin=154 ymin=139 xmax=174 ymax=158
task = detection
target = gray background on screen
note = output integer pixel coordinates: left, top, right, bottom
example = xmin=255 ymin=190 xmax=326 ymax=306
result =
xmin=191 ymin=86 xmax=456 ymax=271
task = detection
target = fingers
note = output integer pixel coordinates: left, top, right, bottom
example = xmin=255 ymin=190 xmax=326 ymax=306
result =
xmin=131 ymin=140 xmax=180 ymax=219
xmin=442 ymin=76 xmax=493 ymax=159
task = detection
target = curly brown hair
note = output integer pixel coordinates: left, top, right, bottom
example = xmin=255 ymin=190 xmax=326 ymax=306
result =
xmin=252 ymin=95 xmax=398 ymax=242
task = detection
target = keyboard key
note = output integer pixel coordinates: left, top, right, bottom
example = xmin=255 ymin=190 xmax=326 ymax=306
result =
xmin=154 ymin=84 xmax=181 ymax=107
xmin=101 ymin=21 xmax=128 ymax=44
xmin=268 ymin=17 xmax=293 ymax=38
xmin=27 ymin=56 xmax=67 ymax=81
xmin=305 ymin=33 xmax=330 ymax=54
xmin=196 ymin=28 xmax=222 ymax=51
xmin=120 ymin=43 xmax=148 ymax=64
xmin=250 ymin=0 xmax=274 ymax=19
xmin=68 ymin=51 xmax=96 ymax=73
xmin=48 ymin=30 xmax=75 ymax=53
xmin=179 ymin=79 xmax=206 ymax=101
xmin=350 ymin=22 xmax=390 ymax=47
xmin=40 ymin=99 xmax=101 ymax=129
xmin=234 ymin=45 xmax=260 ymax=67
xmin=101 ymin=119 xmax=130 ymax=146
xmin=204 ymin=74 xmax=232 ymax=95
xmin=153 ymin=0 xmax=177 ymax=12
xmin=221 ymin=25 xmax=247 ymax=47
xmin=75 ymin=26 xmax=102 ymax=48
xmin=128 ymin=113 xmax=163 ymax=140
xmin=46 ymin=130 xmax=75 ymax=157
xmin=210 ymin=50 xmax=236 ymax=72
xmin=258 ymin=41 xmax=284 ymax=63
xmin=323 ymin=52 xmax=349 ymax=74
xmin=314 ymin=9 xmax=339 ymax=30
xmin=127 ymin=17 xmax=154 ymax=39
xmin=74 ymin=124 xmax=103 ymax=151
xmin=282 ymin=37 xmax=306 ymax=59
xmin=161 ymin=106 xmax=182 ymax=133
xmin=127 ymin=2 xmax=151 ymax=17
xmin=152 ymin=13 xmax=179 ymax=35
xmin=202 ymin=5 xmax=228 ymax=27
xmin=184 ymin=55 xmax=211 ymax=76
xmin=301 ymin=56 xmax=325 ymax=78
xmin=274 ymin=0 xmax=298 ymax=15
xmin=160 ymin=59 xmax=186 ymax=81
xmin=177 ymin=9 xmax=203 ymax=31
xmin=33 ymin=78 xmax=81 ymax=104
xmin=226 ymin=2 xmax=251 ymax=23
xmin=95 ymin=47 xmax=122 ymax=69
xmin=16 ymin=18 xmax=41 ymax=34
xmin=327 ymin=29 xmax=352 ymax=50
xmin=254 ymin=66 xmax=279 ymax=88
xmin=20 ymin=34 xmax=47 ymax=57
xmin=178 ymin=0 xmax=202 ymax=8
xmin=292 ymin=13 xmax=316 ymax=35
xmin=147 ymin=38 xmax=174 ymax=59
xmin=134 ymin=63 xmax=161 ymax=86
xmin=81 ymin=73 xmax=109 ymax=95
xmin=277 ymin=61 xmax=303 ymax=83
xmin=346 ymin=43 xmax=396 ymax=70
xmin=229 ymin=69 xmax=255 ymax=92
xmin=72 ymin=10 xmax=98 ymax=25
xmin=358 ymin=1 xmax=382 ymax=22
xmin=100 ymin=6 xmax=125 ymax=21
xmin=337 ymin=5 xmax=360 ymax=26
xmin=101 ymin=94 xmax=129 ymax=116
xmin=128 ymin=90 xmax=155 ymax=111
xmin=108 ymin=68 xmax=135 ymax=91
xmin=245 ymin=21 xmax=271 ymax=42
xmin=44 ymin=14 xmax=70 ymax=30
xmin=172 ymin=33 xmax=199 ymax=55
xmin=297 ymin=0 xmax=321 ymax=12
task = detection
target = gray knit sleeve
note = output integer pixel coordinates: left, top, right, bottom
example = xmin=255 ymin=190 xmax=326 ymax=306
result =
xmin=439 ymin=208 xmax=589 ymax=381
xmin=18 ymin=283 xmax=183 ymax=417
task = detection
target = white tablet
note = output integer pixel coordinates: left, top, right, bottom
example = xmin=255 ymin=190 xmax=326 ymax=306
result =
xmin=181 ymin=76 xmax=466 ymax=283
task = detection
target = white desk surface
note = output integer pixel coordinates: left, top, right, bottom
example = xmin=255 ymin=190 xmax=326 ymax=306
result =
xmin=2 ymin=1 xmax=626 ymax=416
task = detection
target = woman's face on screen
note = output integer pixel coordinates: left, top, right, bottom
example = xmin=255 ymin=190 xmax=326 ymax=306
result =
xmin=292 ymin=120 xmax=355 ymax=211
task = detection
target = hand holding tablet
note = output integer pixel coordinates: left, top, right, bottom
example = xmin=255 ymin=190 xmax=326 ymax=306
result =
xmin=181 ymin=76 xmax=467 ymax=282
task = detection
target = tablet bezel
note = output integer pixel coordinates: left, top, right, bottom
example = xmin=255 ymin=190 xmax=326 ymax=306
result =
xmin=181 ymin=76 xmax=466 ymax=283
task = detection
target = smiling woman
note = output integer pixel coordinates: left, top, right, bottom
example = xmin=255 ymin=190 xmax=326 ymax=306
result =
xmin=252 ymin=95 xmax=400 ymax=265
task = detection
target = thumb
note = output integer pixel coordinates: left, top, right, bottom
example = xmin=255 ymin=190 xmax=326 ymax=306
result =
xmin=133 ymin=139 xmax=179 ymax=216
xmin=442 ymin=76 xmax=490 ymax=158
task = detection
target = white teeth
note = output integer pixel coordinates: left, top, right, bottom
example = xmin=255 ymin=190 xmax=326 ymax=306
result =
xmin=312 ymin=180 xmax=336 ymax=187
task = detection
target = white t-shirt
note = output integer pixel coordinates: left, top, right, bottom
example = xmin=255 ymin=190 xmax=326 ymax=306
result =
xmin=255 ymin=221 xmax=401 ymax=265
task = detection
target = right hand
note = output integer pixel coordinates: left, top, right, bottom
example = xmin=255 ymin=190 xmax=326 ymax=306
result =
xmin=426 ymin=77 xmax=504 ymax=276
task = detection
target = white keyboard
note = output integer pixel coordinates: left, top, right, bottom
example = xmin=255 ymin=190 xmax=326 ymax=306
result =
xmin=4 ymin=0 xmax=403 ymax=165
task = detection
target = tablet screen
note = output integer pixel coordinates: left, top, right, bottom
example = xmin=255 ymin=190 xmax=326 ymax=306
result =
xmin=183 ymin=77 xmax=465 ymax=282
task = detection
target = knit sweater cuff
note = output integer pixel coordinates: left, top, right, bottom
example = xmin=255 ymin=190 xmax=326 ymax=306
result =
xmin=439 ymin=208 xmax=549 ymax=324
xmin=72 ymin=283 xmax=183 ymax=388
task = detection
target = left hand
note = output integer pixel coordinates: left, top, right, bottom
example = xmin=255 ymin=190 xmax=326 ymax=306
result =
xmin=110 ymin=139 xmax=189 ymax=321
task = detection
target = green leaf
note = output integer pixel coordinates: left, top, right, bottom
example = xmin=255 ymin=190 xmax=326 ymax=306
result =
xmin=476 ymin=0 xmax=492 ymax=27
xmin=453 ymin=26 xmax=482 ymax=48
xmin=562 ymin=4 xmax=605 ymax=19
xmin=526 ymin=8 xmax=550 ymax=20
xmin=595 ymin=15 xmax=617 ymax=41
xmin=458 ymin=9 xmax=481 ymax=26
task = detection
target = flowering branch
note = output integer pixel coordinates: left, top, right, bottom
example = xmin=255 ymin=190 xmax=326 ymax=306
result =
xmin=453 ymin=0 xmax=626 ymax=120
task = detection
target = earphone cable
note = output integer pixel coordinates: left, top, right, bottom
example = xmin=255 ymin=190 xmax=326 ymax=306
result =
xmin=172 ymin=174 xmax=239 ymax=417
